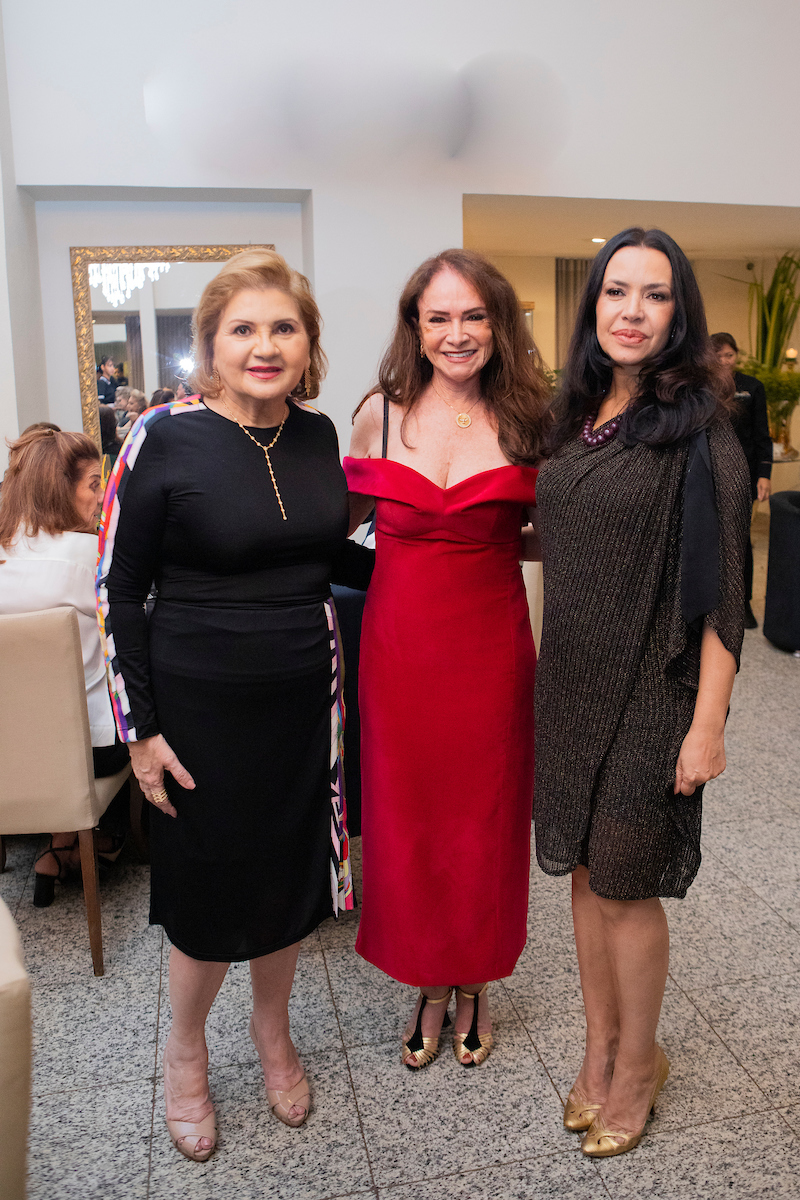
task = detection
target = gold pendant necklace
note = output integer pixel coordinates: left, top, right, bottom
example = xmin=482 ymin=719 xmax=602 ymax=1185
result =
xmin=436 ymin=388 xmax=481 ymax=428
xmin=221 ymin=397 xmax=288 ymax=521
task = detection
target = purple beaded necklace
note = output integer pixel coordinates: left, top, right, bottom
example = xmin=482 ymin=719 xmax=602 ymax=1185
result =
xmin=581 ymin=410 xmax=622 ymax=448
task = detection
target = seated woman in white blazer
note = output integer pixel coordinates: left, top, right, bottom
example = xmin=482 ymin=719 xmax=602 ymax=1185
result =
xmin=0 ymin=427 xmax=129 ymax=905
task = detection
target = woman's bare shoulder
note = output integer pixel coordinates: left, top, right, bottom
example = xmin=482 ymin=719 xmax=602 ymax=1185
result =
xmin=350 ymin=393 xmax=385 ymax=457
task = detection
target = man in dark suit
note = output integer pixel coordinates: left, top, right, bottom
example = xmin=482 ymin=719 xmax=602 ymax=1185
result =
xmin=96 ymin=355 xmax=118 ymax=406
xmin=711 ymin=332 xmax=773 ymax=628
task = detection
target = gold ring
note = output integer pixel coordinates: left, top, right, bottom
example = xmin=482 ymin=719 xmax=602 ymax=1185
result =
xmin=151 ymin=788 xmax=168 ymax=806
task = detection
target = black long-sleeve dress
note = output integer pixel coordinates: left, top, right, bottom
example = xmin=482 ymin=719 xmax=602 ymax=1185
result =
xmin=534 ymin=419 xmax=750 ymax=901
xmin=97 ymin=397 xmax=358 ymax=961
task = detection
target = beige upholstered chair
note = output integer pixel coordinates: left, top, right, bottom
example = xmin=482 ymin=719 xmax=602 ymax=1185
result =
xmin=0 ymin=896 xmax=31 ymax=1200
xmin=0 ymin=607 xmax=130 ymax=976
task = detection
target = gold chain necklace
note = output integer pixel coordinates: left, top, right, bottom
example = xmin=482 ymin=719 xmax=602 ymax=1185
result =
xmin=435 ymin=387 xmax=482 ymax=429
xmin=221 ymin=397 xmax=288 ymax=521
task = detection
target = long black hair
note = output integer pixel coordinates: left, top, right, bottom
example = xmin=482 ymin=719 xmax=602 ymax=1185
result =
xmin=549 ymin=227 xmax=733 ymax=453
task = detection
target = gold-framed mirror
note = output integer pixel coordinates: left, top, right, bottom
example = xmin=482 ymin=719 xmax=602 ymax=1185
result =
xmin=71 ymin=244 xmax=274 ymax=446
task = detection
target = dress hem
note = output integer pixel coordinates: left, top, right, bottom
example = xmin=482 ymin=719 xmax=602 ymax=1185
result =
xmin=154 ymin=909 xmax=332 ymax=963
xmin=535 ymin=857 xmax=694 ymax=902
xmin=355 ymin=942 xmax=526 ymax=987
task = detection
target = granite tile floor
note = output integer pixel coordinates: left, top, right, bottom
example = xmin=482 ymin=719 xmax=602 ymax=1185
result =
xmin=6 ymin=585 xmax=800 ymax=1197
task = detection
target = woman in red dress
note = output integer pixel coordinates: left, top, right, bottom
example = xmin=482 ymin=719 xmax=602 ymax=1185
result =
xmin=345 ymin=249 xmax=549 ymax=1068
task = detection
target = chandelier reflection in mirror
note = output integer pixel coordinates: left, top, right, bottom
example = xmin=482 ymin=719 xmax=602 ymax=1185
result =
xmin=88 ymin=261 xmax=171 ymax=308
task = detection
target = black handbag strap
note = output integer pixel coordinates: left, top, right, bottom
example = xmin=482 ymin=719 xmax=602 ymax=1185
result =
xmin=381 ymin=396 xmax=389 ymax=459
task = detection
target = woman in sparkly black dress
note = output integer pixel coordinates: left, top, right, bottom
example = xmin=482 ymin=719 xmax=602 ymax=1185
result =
xmin=534 ymin=228 xmax=750 ymax=1158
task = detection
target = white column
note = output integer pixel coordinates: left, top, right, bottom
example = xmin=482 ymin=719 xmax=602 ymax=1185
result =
xmin=309 ymin=182 xmax=463 ymax=450
xmin=0 ymin=175 xmax=18 ymax=470
xmin=138 ymin=278 xmax=159 ymax=401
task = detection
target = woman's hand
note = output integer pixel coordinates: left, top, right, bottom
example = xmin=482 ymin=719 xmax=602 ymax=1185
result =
xmin=674 ymin=622 xmax=736 ymax=795
xmin=520 ymin=507 xmax=542 ymax=561
xmin=128 ymin=734 xmax=195 ymax=819
xmin=673 ymin=724 xmax=726 ymax=795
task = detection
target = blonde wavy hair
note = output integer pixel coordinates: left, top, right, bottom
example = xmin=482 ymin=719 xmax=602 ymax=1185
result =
xmin=189 ymin=249 xmax=327 ymax=401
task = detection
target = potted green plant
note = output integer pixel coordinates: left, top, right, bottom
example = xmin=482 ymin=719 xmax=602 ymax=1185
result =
xmin=730 ymin=254 xmax=800 ymax=458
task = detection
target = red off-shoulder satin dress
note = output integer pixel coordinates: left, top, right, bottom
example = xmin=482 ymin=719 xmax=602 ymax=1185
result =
xmin=343 ymin=457 xmax=537 ymax=985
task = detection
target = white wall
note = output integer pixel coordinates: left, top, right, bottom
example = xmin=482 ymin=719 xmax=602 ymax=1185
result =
xmin=5 ymin=1 xmax=800 ymax=206
xmin=3 ymin=0 xmax=800 ymax=450
xmin=0 ymin=3 xmax=45 ymax=467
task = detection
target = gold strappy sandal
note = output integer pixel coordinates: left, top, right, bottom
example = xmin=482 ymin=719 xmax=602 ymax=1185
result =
xmin=581 ymin=1045 xmax=670 ymax=1158
xmin=453 ymin=983 xmax=494 ymax=1067
xmin=401 ymin=990 xmax=452 ymax=1069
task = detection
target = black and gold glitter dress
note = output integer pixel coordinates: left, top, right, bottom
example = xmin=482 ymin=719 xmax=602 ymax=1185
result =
xmin=534 ymin=418 xmax=750 ymax=901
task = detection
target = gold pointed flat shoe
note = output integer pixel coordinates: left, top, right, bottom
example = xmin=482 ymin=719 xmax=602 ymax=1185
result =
xmin=563 ymin=1084 xmax=603 ymax=1132
xmin=402 ymin=990 xmax=451 ymax=1069
xmin=453 ymin=984 xmax=494 ymax=1068
xmin=581 ymin=1045 xmax=670 ymax=1158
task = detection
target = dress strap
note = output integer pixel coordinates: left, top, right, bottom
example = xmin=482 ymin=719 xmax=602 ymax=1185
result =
xmin=382 ymin=397 xmax=389 ymax=459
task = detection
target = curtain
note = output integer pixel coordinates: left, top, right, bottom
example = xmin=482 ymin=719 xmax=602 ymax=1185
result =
xmin=125 ymin=314 xmax=144 ymax=392
xmin=157 ymin=313 xmax=193 ymax=389
xmin=555 ymin=259 xmax=593 ymax=369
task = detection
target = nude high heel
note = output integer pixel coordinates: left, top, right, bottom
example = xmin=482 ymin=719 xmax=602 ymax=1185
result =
xmin=166 ymin=1114 xmax=217 ymax=1162
xmin=249 ymin=1016 xmax=311 ymax=1127
xmin=163 ymin=1058 xmax=216 ymax=1162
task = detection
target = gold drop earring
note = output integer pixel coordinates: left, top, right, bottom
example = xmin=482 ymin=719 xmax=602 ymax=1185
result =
xmin=304 ymin=366 xmax=312 ymax=397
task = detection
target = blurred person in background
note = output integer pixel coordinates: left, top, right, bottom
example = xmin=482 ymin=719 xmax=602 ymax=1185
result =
xmin=0 ymin=428 xmax=128 ymax=906
xmin=118 ymin=390 xmax=147 ymax=438
xmin=113 ymin=386 xmax=132 ymax=427
xmin=96 ymin=356 xmax=117 ymax=406
xmin=710 ymin=332 xmax=772 ymax=629
xmin=150 ymin=388 xmax=175 ymax=407
xmin=98 ymin=404 xmax=122 ymax=466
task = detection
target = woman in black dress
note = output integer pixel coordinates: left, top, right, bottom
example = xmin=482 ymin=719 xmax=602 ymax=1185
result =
xmin=97 ymin=249 xmax=366 ymax=1161
xmin=534 ymin=228 xmax=750 ymax=1158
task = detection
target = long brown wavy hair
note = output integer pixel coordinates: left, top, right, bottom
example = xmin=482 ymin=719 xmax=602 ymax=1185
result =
xmin=356 ymin=249 xmax=550 ymax=465
xmin=0 ymin=428 xmax=99 ymax=553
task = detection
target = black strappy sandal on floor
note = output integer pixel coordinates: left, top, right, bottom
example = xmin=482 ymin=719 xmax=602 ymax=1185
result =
xmin=453 ymin=983 xmax=494 ymax=1067
xmin=33 ymin=835 xmax=78 ymax=907
xmin=401 ymin=990 xmax=452 ymax=1069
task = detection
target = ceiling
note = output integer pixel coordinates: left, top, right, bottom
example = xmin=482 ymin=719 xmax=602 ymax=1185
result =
xmin=463 ymin=194 xmax=800 ymax=260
